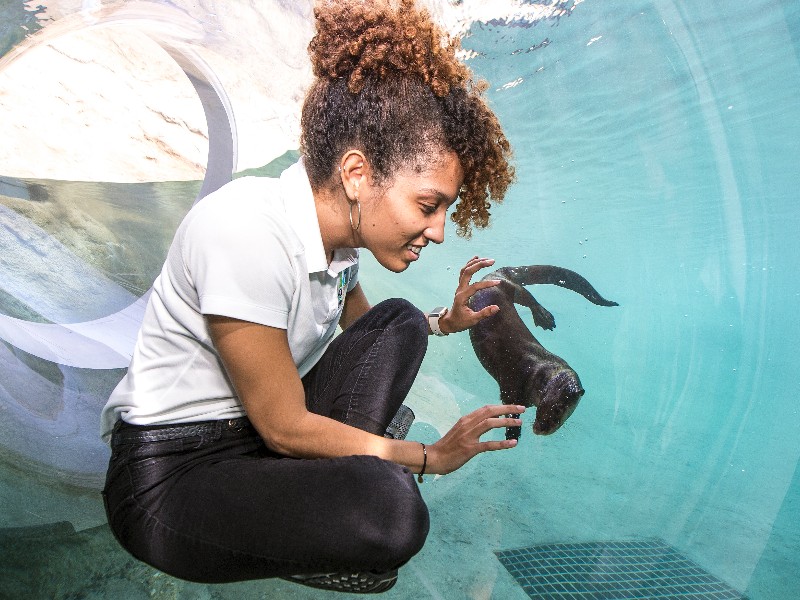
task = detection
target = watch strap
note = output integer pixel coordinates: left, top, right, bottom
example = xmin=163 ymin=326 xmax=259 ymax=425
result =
xmin=428 ymin=306 xmax=449 ymax=336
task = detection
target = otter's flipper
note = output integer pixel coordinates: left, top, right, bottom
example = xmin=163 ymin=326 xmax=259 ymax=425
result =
xmin=511 ymin=283 xmax=556 ymax=330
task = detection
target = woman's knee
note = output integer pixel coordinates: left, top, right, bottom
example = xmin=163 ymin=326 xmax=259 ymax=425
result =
xmin=380 ymin=481 xmax=429 ymax=566
xmin=370 ymin=298 xmax=429 ymax=362
xmin=372 ymin=298 xmax=428 ymax=339
xmin=347 ymin=457 xmax=430 ymax=569
xmin=386 ymin=486 xmax=430 ymax=567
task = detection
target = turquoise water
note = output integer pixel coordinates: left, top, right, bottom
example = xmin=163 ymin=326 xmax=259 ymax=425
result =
xmin=1 ymin=1 xmax=799 ymax=598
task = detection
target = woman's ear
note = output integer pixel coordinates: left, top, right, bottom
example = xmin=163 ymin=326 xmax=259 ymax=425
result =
xmin=339 ymin=150 xmax=367 ymax=201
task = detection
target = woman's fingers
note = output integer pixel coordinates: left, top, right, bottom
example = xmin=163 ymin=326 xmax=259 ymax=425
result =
xmin=458 ymin=257 xmax=495 ymax=287
xmin=456 ymin=277 xmax=501 ymax=302
xmin=475 ymin=438 xmax=519 ymax=452
xmin=472 ymin=278 xmax=503 ymax=291
xmin=480 ymin=403 xmax=526 ymax=419
xmin=445 ymin=259 xmax=501 ymax=332
xmin=468 ymin=414 xmax=522 ymax=440
xmin=484 ymin=416 xmax=523 ymax=431
xmin=430 ymin=405 xmax=525 ymax=474
xmin=461 ymin=405 xmax=525 ymax=435
xmin=454 ymin=260 xmax=499 ymax=303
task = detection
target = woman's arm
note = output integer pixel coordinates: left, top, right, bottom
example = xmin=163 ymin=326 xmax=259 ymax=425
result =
xmin=339 ymin=282 xmax=370 ymax=330
xmin=206 ymin=314 xmax=522 ymax=475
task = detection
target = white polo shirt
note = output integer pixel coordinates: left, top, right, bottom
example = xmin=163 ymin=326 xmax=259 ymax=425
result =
xmin=101 ymin=160 xmax=358 ymax=441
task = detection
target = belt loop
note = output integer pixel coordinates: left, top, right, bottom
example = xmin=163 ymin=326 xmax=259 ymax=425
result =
xmin=209 ymin=419 xmax=224 ymax=442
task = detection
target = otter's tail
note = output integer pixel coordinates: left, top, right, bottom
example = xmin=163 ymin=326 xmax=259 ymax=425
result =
xmin=493 ymin=265 xmax=618 ymax=307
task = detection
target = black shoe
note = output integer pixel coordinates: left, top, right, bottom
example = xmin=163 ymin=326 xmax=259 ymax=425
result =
xmin=384 ymin=404 xmax=415 ymax=440
xmin=282 ymin=569 xmax=398 ymax=593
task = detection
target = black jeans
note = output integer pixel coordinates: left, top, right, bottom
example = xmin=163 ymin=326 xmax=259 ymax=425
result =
xmin=103 ymin=299 xmax=430 ymax=583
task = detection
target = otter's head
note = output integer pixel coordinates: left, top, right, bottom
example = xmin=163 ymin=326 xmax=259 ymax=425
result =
xmin=529 ymin=369 xmax=584 ymax=435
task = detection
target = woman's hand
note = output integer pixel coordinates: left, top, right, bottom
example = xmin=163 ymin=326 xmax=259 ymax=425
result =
xmin=439 ymin=256 xmax=502 ymax=334
xmin=426 ymin=404 xmax=526 ymax=475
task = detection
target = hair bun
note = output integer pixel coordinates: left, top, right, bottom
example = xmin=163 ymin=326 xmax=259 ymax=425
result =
xmin=309 ymin=0 xmax=469 ymax=96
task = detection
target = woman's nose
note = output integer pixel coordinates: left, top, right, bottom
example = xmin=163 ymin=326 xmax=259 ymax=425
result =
xmin=425 ymin=213 xmax=446 ymax=244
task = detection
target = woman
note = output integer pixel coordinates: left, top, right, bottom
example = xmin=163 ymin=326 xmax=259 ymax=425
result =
xmin=102 ymin=0 xmax=519 ymax=593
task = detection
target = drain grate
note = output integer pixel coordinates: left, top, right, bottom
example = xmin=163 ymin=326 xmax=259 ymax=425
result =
xmin=495 ymin=539 xmax=746 ymax=599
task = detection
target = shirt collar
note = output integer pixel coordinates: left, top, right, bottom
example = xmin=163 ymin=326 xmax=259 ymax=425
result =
xmin=279 ymin=159 xmax=358 ymax=276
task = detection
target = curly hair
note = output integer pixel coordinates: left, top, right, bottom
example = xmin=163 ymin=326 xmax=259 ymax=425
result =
xmin=301 ymin=0 xmax=514 ymax=237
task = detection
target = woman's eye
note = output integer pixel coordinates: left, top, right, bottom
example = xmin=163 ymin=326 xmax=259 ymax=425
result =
xmin=421 ymin=204 xmax=437 ymax=215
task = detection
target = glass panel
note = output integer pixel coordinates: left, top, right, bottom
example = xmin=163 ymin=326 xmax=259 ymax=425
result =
xmin=1 ymin=1 xmax=797 ymax=598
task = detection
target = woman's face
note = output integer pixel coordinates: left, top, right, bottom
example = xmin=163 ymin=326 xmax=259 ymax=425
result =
xmin=359 ymin=152 xmax=464 ymax=272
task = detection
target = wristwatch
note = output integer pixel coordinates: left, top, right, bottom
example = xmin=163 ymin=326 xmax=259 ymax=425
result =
xmin=428 ymin=306 xmax=449 ymax=336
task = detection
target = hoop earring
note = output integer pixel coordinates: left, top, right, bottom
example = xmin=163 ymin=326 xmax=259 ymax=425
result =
xmin=349 ymin=198 xmax=361 ymax=232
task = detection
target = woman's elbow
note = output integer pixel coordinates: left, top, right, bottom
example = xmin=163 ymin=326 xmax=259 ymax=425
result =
xmin=251 ymin=414 xmax=313 ymax=458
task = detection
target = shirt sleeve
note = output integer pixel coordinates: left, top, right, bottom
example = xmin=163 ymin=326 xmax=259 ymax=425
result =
xmin=180 ymin=193 xmax=302 ymax=329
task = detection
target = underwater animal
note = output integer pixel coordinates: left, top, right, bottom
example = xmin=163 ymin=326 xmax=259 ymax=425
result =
xmin=468 ymin=265 xmax=618 ymax=436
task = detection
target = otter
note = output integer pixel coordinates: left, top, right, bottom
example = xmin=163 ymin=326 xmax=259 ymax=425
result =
xmin=468 ymin=265 xmax=617 ymax=436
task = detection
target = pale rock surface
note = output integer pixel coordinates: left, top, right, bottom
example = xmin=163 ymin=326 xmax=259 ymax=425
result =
xmin=0 ymin=1 xmax=314 ymax=182
xmin=0 ymin=0 xmax=577 ymax=183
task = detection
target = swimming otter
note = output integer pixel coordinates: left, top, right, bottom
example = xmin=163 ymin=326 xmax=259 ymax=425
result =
xmin=468 ymin=265 xmax=617 ymax=436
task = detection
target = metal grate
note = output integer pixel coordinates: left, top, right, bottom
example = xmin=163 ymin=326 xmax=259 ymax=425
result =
xmin=495 ymin=539 xmax=747 ymax=599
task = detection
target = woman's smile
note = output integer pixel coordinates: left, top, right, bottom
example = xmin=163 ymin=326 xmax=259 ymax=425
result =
xmin=359 ymin=152 xmax=463 ymax=272
xmin=406 ymin=243 xmax=423 ymax=258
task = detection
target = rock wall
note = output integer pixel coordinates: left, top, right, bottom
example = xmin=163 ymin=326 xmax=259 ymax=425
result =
xmin=0 ymin=3 xmax=313 ymax=182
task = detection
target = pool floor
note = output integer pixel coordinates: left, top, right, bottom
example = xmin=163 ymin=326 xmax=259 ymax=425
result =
xmin=495 ymin=539 xmax=746 ymax=600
